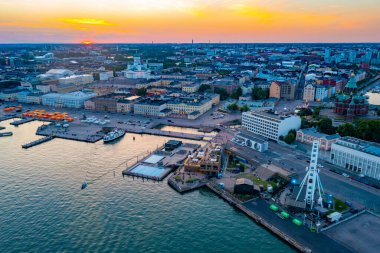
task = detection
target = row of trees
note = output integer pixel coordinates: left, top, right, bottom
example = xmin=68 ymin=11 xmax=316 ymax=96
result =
xmin=337 ymin=119 xmax=380 ymax=143
xmin=227 ymin=103 xmax=249 ymax=112
xmin=198 ymin=85 xmax=269 ymax=101
xmin=301 ymin=113 xmax=380 ymax=143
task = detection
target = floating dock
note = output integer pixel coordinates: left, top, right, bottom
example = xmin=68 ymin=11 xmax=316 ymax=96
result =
xmin=10 ymin=118 xmax=35 ymax=126
xmin=0 ymin=132 xmax=13 ymax=137
xmin=22 ymin=135 xmax=55 ymax=149
xmin=0 ymin=126 xmax=5 ymax=130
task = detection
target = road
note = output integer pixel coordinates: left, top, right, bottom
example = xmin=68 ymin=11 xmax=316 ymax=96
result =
xmin=295 ymin=63 xmax=308 ymax=100
xmin=222 ymin=129 xmax=380 ymax=213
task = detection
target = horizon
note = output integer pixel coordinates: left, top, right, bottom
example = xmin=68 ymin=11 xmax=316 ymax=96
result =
xmin=1 ymin=42 xmax=380 ymax=45
xmin=1 ymin=0 xmax=380 ymax=43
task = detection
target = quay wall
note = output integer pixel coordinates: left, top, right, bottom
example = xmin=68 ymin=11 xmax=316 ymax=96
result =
xmin=206 ymin=182 xmax=311 ymax=253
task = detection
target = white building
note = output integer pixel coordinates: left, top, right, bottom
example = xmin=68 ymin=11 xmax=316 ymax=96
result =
xmin=123 ymin=56 xmax=151 ymax=79
xmin=330 ymin=137 xmax=380 ymax=180
xmin=37 ymin=69 xmax=73 ymax=80
xmin=58 ymin=74 xmax=94 ymax=86
xmin=42 ymin=91 xmax=97 ymax=108
xmin=242 ymin=111 xmax=301 ymax=142
xmin=233 ymin=131 xmax=269 ymax=152
xmin=99 ymin=71 xmax=114 ymax=81
xmin=134 ymin=99 xmax=168 ymax=117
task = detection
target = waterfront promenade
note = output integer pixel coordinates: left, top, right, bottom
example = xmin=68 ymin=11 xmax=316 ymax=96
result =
xmin=206 ymin=182 xmax=354 ymax=253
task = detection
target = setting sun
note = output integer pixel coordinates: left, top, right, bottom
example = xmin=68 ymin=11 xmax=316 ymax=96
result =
xmin=81 ymin=40 xmax=94 ymax=45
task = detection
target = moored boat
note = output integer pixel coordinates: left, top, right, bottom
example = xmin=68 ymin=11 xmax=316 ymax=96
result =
xmin=103 ymin=128 xmax=125 ymax=143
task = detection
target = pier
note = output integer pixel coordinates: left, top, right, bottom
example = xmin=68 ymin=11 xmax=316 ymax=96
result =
xmin=125 ymin=128 xmax=205 ymax=140
xmin=10 ymin=118 xmax=35 ymax=126
xmin=0 ymin=115 xmax=16 ymax=122
xmin=0 ymin=131 xmax=13 ymax=137
xmin=22 ymin=135 xmax=55 ymax=149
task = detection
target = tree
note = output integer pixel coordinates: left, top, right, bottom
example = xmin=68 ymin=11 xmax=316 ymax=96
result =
xmin=240 ymin=105 xmax=249 ymax=112
xmin=312 ymin=106 xmax=323 ymax=119
xmin=198 ymin=84 xmax=211 ymax=92
xmin=252 ymin=87 xmax=269 ymax=100
xmin=230 ymin=87 xmax=243 ymax=99
xmin=318 ymin=118 xmax=336 ymax=135
xmin=337 ymin=123 xmax=356 ymax=137
xmin=136 ymin=87 xmax=147 ymax=96
xmin=284 ymin=132 xmax=296 ymax=144
xmin=297 ymin=108 xmax=313 ymax=117
xmin=214 ymin=87 xmax=229 ymax=100
xmin=355 ymin=119 xmax=380 ymax=143
xmin=227 ymin=103 xmax=239 ymax=111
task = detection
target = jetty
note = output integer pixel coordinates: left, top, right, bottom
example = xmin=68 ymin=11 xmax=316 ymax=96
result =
xmin=125 ymin=128 xmax=204 ymax=140
xmin=0 ymin=115 xmax=16 ymax=122
xmin=10 ymin=118 xmax=35 ymax=126
xmin=0 ymin=132 xmax=13 ymax=137
xmin=22 ymin=135 xmax=55 ymax=149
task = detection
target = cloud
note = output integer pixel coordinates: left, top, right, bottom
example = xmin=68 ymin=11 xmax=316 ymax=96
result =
xmin=60 ymin=18 xmax=113 ymax=26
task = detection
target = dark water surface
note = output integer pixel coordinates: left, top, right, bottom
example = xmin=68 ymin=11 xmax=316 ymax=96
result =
xmin=0 ymin=120 xmax=294 ymax=253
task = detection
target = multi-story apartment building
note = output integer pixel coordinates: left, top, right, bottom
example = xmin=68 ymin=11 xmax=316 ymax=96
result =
xmin=315 ymin=85 xmax=329 ymax=102
xmin=303 ymin=83 xmax=315 ymax=101
xmin=242 ymin=111 xmax=301 ymax=142
xmin=330 ymin=137 xmax=380 ymax=180
xmin=269 ymin=81 xmax=296 ymax=100
xmin=134 ymin=99 xmax=168 ymax=117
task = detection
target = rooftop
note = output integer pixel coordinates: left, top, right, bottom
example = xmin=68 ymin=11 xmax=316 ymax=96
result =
xmin=299 ymin=128 xmax=340 ymax=140
xmin=334 ymin=137 xmax=380 ymax=157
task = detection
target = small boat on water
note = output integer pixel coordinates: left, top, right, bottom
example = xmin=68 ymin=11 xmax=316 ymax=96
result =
xmin=81 ymin=181 xmax=88 ymax=190
xmin=103 ymin=128 xmax=125 ymax=143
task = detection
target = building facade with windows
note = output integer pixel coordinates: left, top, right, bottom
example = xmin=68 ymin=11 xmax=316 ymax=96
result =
xmin=134 ymin=99 xmax=167 ymax=116
xmin=41 ymin=91 xmax=97 ymax=108
xmin=242 ymin=111 xmax=301 ymax=141
xmin=330 ymin=137 xmax=380 ymax=180
xmin=296 ymin=128 xmax=340 ymax=151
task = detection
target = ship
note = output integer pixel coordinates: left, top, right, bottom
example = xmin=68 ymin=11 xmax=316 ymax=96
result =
xmin=103 ymin=128 xmax=125 ymax=143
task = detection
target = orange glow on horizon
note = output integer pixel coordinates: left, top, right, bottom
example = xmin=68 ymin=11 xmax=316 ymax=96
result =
xmin=0 ymin=0 xmax=379 ymax=43
xmin=81 ymin=40 xmax=94 ymax=45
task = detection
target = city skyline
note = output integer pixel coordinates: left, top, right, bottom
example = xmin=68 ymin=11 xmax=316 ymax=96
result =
xmin=1 ymin=0 xmax=380 ymax=43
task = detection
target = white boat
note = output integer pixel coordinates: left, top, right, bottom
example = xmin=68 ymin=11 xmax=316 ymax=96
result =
xmin=103 ymin=129 xmax=125 ymax=143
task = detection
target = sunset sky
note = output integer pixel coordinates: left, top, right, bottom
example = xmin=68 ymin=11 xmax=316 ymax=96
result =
xmin=0 ymin=0 xmax=379 ymax=43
